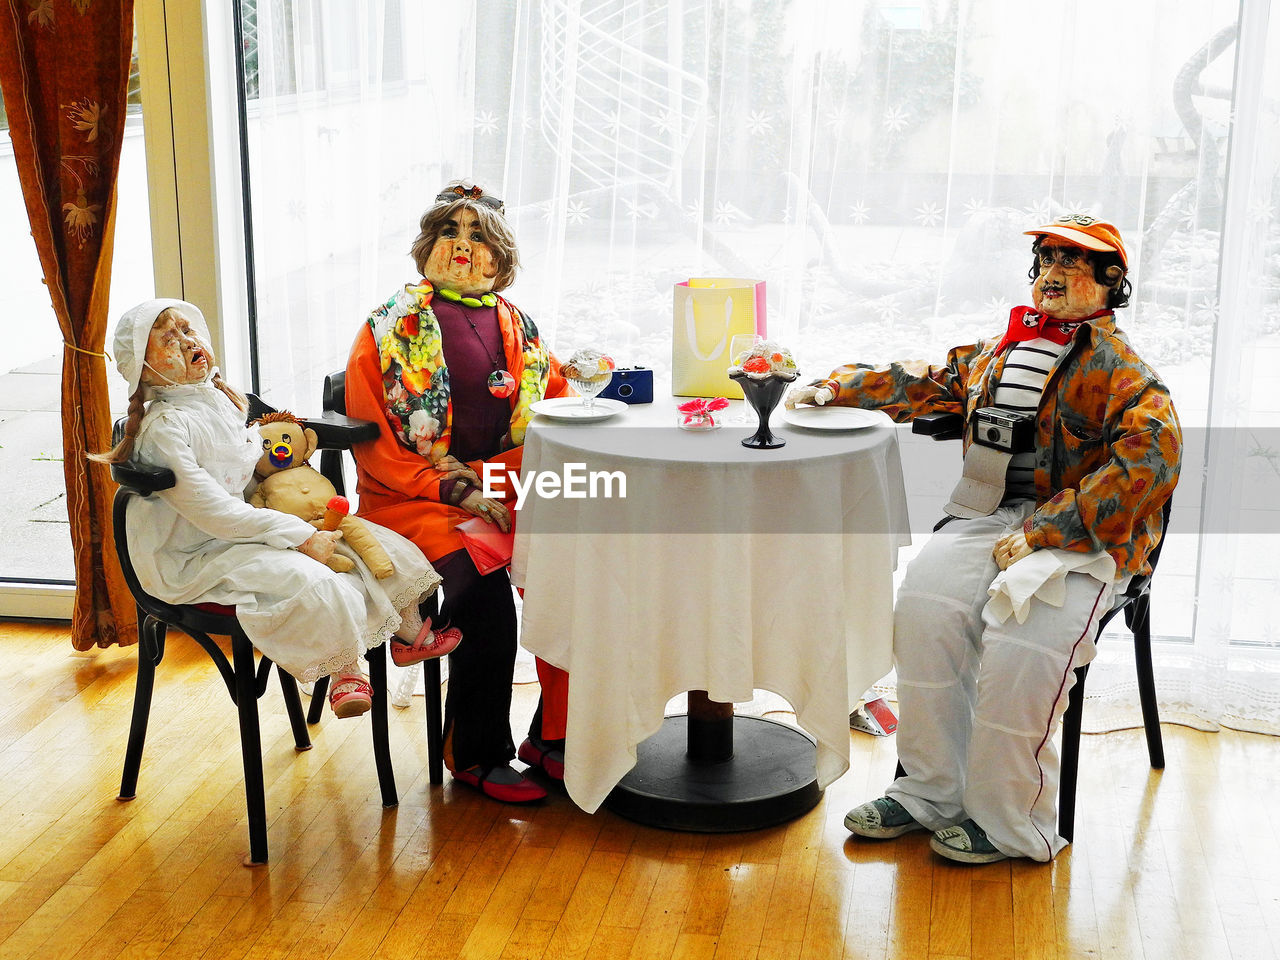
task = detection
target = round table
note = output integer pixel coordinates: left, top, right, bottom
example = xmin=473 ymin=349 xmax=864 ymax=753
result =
xmin=511 ymin=396 xmax=911 ymax=829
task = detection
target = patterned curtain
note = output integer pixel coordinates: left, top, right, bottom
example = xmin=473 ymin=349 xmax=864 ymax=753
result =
xmin=0 ymin=0 xmax=136 ymax=649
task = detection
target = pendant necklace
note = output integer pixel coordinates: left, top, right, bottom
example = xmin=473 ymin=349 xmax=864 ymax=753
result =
xmin=441 ymin=289 xmax=517 ymax=398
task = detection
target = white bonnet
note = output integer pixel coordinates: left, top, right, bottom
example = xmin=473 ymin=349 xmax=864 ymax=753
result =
xmin=112 ymin=299 xmax=211 ymax=396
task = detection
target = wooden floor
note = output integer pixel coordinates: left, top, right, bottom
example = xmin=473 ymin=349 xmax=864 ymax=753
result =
xmin=1 ymin=619 xmax=1277 ymax=960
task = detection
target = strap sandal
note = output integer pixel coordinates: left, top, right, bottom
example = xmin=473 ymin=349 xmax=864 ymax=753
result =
xmin=451 ymin=764 xmax=547 ymax=804
xmin=390 ymin=619 xmax=463 ymax=666
xmin=929 ymin=818 xmax=1010 ymax=865
xmin=517 ymin=737 xmax=565 ymax=781
xmin=328 ymin=671 xmax=373 ymax=719
xmin=844 ymin=796 xmax=927 ymax=839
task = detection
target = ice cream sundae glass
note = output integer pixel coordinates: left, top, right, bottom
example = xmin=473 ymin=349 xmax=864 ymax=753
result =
xmin=561 ymin=348 xmax=616 ymax=414
xmin=727 ymin=338 xmax=799 ymax=449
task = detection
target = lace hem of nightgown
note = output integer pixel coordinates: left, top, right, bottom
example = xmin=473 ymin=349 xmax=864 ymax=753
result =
xmin=291 ymin=569 xmax=443 ymax=685
xmin=389 ymin=567 xmax=443 ymax=616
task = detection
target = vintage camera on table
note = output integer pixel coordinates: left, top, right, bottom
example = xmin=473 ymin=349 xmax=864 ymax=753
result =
xmin=598 ymin=366 xmax=653 ymax=404
xmin=971 ymin=407 xmax=1034 ymax=453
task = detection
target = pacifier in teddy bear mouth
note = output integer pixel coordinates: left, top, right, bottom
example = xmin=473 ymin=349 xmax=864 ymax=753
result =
xmin=267 ymin=441 xmax=294 ymax=469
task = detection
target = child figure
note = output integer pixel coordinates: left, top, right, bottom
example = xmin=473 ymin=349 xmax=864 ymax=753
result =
xmin=97 ymin=299 xmax=462 ymax=717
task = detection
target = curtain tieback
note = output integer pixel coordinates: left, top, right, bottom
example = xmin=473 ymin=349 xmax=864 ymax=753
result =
xmin=63 ymin=341 xmax=111 ymax=361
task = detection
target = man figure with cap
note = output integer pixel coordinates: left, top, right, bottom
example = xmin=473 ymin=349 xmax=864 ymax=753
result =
xmin=788 ymin=216 xmax=1180 ymax=863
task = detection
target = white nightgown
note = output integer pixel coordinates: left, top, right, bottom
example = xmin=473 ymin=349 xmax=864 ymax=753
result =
xmin=125 ymin=381 xmax=441 ymax=683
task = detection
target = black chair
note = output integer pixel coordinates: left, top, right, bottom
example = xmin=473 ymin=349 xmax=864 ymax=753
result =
xmin=110 ymin=405 xmax=398 ymax=865
xmin=900 ymin=411 xmax=1167 ymax=842
xmin=305 ymin=371 xmax=446 ymax=786
xmin=1058 ymin=498 xmax=1168 ymax=841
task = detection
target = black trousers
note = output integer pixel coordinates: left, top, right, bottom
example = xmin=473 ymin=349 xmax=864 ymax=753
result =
xmin=437 ymin=553 xmax=547 ymax=771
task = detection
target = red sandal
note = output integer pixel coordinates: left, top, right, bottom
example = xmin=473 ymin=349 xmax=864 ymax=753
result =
xmin=452 ymin=765 xmax=547 ymax=804
xmin=517 ymin=737 xmax=565 ymax=781
xmin=329 ymin=671 xmax=373 ymax=718
xmin=389 ymin=619 xmax=463 ymax=666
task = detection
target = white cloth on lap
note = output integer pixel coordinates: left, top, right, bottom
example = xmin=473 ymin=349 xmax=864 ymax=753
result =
xmin=986 ymin=547 xmax=1116 ymax=624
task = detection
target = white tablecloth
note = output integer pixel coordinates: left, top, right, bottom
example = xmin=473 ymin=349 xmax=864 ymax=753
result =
xmin=511 ymin=397 xmax=911 ymax=813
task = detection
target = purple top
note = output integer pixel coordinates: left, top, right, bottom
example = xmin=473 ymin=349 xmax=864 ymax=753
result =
xmin=432 ymin=296 xmax=515 ymax=584
xmin=434 ymin=297 xmax=511 ymax=462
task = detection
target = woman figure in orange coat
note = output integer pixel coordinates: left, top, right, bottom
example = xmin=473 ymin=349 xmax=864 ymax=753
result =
xmin=346 ymin=182 xmax=568 ymax=803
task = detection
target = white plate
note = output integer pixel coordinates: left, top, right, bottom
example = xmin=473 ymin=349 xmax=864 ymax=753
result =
xmin=783 ymin=405 xmax=883 ymax=431
xmin=530 ymin=396 xmax=627 ymax=422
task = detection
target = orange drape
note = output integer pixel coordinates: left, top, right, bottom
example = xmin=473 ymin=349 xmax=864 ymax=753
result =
xmin=0 ymin=0 xmax=136 ymax=648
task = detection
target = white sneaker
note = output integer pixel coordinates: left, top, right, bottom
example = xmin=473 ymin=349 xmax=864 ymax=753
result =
xmin=929 ymin=819 xmax=1009 ymax=865
xmin=844 ymin=796 xmax=927 ymax=839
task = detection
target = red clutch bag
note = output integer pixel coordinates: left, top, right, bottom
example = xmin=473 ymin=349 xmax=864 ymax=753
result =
xmin=456 ymin=515 xmax=515 ymax=575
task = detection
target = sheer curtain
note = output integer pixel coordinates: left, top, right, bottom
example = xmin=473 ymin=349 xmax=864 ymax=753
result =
xmin=245 ymin=0 xmax=493 ymax=409
xmin=241 ymin=0 xmax=1280 ymax=733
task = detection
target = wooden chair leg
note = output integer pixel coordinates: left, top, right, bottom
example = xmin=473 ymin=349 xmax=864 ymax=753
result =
xmin=1058 ymin=663 xmax=1089 ymax=843
xmin=119 ymin=614 xmax=163 ymax=801
xmin=367 ymin=645 xmax=398 ymax=807
xmin=278 ymin=669 xmax=312 ymax=752
xmin=307 ymin=675 xmax=329 ymax=725
xmin=417 ymin=593 xmax=446 ymax=786
xmin=232 ymin=630 xmax=270 ymax=865
xmin=425 ymin=657 xmax=444 ymax=785
xmin=1130 ymin=597 xmax=1165 ymax=769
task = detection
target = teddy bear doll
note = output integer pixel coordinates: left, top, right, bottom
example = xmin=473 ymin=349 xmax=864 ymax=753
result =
xmin=250 ymin=411 xmax=394 ymax=579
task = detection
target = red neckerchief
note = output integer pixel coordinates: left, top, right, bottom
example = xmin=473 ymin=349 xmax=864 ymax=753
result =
xmin=995 ymin=306 xmax=1110 ymax=354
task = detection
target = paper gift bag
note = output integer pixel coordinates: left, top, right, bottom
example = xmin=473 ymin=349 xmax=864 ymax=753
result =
xmin=672 ymin=278 xmax=767 ymax=398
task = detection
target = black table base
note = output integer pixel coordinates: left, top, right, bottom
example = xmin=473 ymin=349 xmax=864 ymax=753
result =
xmin=603 ymin=714 xmax=822 ymax=832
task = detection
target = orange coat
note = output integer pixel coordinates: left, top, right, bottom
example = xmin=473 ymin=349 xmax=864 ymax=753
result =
xmin=345 ymin=324 xmax=568 ymax=563
xmin=347 ymin=320 xmax=571 ymax=741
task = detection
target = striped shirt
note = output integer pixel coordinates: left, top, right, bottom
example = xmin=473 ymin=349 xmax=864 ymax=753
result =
xmin=993 ymin=339 xmax=1066 ymax=500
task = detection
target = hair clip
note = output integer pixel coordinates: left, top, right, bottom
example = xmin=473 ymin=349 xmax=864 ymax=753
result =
xmin=435 ymin=185 xmax=505 ymax=215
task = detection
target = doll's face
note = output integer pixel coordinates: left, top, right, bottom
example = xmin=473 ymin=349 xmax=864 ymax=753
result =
xmin=422 ymin=210 xmax=499 ymax=296
xmin=1031 ymin=244 xmax=1111 ymax=320
xmin=142 ymin=309 xmax=211 ymax=386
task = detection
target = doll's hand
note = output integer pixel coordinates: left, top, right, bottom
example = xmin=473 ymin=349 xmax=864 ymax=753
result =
xmin=432 ymin=454 xmax=480 ymax=484
xmin=460 ymin=490 xmax=511 ymax=533
xmin=785 ymin=383 xmax=835 ymax=409
xmin=298 ymin=529 xmax=343 ymax=564
xmin=993 ymin=531 xmax=1032 ymax=570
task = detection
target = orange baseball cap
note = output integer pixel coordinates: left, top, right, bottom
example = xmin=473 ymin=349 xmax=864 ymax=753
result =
xmin=1024 ymin=215 xmax=1127 ymax=268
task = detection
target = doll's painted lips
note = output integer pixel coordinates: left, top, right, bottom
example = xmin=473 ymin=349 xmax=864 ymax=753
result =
xmin=453 ymin=256 xmax=470 ymax=265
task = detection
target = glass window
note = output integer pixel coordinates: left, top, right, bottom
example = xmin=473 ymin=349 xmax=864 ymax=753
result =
xmin=231 ymin=0 xmax=1279 ymax=708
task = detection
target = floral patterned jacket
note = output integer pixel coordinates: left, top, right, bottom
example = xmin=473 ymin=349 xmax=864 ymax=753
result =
xmin=821 ymin=312 xmax=1180 ymax=576
xmin=368 ymin=282 xmax=554 ymax=461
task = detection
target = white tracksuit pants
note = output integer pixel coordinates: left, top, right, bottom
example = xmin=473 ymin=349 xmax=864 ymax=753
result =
xmin=885 ymin=502 xmax=1116 ymax=861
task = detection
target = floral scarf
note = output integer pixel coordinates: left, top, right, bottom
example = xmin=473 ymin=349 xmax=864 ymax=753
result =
xmin=367 ymin=281 xmax=553 ymax=461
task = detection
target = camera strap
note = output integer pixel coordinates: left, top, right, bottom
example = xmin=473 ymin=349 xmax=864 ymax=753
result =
xmin=944 ymin=444 xmax=1013 ymax=519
